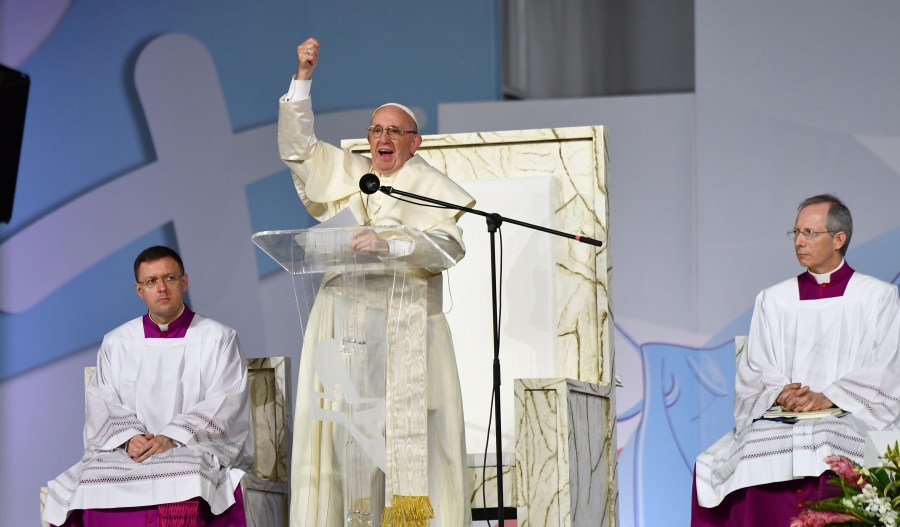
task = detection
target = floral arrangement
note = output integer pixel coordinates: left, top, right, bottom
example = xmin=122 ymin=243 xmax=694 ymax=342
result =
xmin=791 ymin=442 xmax=900 ymax=527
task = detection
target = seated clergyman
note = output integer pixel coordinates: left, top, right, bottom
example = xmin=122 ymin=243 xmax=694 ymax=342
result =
xmin=692 ymin=194 xmax=900 ymax=527
xmin=43 ymin=245 xmax=253 ymax=527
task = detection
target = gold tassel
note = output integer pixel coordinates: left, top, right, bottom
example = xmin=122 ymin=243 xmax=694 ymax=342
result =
xmin=381 ymin=495 xmax=434 ymax=527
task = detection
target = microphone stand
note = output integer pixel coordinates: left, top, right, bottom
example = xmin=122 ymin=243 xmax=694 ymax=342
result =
xmin=373 ymin=182 xmax=602 ymax=524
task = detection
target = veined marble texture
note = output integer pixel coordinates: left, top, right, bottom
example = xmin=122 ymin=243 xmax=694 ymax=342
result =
xmin=467 ymin=452 xmax=517 ymax=510
xmin=515 ymin=378 xmax=617 ymax=527
xmin=242 ymin=356 xmax=293 ymax=527
xmin=247 ymin=356 xmax=291 ymax=483
xmin=735 ymin=335 xmax=747 ymax=364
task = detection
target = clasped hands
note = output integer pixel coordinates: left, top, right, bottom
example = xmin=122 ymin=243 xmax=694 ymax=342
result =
xmin=775 ymin=382 xmax=835 ymax=413
xmin=126 ymin=433 xmax=175 ymax=463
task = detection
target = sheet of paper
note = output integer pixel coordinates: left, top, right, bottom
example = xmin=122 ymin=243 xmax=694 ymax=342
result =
xmin=312 ymin=207 xmax=358 ymax=229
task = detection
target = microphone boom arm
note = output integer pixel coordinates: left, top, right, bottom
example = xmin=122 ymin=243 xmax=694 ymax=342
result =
xmin=380 ymin=186 xmax=603 ymax=247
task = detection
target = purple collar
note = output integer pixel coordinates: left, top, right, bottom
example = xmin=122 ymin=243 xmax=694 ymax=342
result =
xmin=142 ymin=305 xmax=195 ymax=338
xmin=797 ymin=263 xmax=854 ymax=300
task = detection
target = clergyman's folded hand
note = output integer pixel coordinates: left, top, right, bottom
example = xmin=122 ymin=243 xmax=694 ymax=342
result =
xmin=776 ymin=383 xmax=834 ymax=413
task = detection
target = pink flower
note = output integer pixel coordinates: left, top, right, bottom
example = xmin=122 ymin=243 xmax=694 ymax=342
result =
xmin=789 ymin=510 xmax=859 ymax=527
xmin=825 ymin=454 xmax=865 ymax=488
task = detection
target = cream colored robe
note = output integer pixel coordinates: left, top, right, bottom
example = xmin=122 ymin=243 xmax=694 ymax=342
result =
xmin=279 ymin=96 xmax=474 ymax=527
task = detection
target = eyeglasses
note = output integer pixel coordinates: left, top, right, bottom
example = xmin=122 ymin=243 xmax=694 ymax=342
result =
xmin=137 ymin=274 xmax=184 ymax=288
xmin=786 ymin=229 xmax=835 ymax=241
xmin=367 ymin=125 xmax=418 ymax=139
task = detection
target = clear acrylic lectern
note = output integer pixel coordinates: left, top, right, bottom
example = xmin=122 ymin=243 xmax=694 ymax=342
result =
xmin=252 ymin=225 xmax=458 ymax=527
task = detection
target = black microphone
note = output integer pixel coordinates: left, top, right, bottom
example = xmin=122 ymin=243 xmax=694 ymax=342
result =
xmin=359 ymin=173 xmax=380 ymax=195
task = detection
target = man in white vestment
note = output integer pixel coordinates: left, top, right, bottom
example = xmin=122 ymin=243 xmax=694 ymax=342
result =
xmin=43 ymin=245 xmax=253 ymax=527
xmin=279 ymin=37 xmax=474 ymax=527
xmin=692 ymin=194 xmax=900 ymax=526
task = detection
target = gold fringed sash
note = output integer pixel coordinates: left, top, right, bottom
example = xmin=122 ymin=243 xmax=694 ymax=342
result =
xmin=384 ymin=270 xmax=430 ymax=518
xmin=382 ymin=495 xmax=435 ymax=527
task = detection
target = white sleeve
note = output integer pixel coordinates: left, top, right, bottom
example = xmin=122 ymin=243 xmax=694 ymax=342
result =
xmin=387 ymin=239 xmax=412 ymax=257
xmin=733 ymin=291 xmax=791 ymax=431
xmin=284 ymin=77 xmax=312 ymax=101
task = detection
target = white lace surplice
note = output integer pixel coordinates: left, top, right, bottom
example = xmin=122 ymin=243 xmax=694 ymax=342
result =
xmin=42 ymin=315 xmax=253 ymax=525
xmin=696 ymin=273 xmax=900 ymax=508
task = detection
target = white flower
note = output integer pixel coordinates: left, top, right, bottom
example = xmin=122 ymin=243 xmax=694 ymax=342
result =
xmin=850 ymin=484 xmax=898 ymax=525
